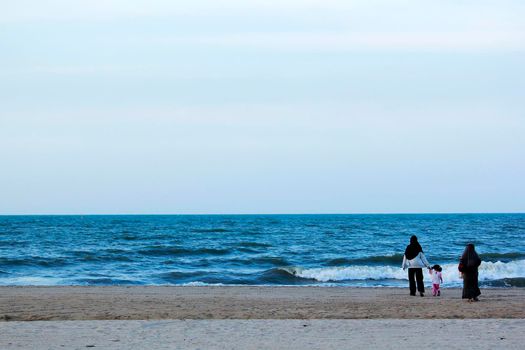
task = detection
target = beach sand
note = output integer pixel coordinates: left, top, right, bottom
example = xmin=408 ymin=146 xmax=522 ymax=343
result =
xmin=1 ymin=287 xmax=524 ymax=349
xmin=1 ymin=319 xmax=524 ymax=349
xmin=1 ymin=286 xmax=524 ymax=320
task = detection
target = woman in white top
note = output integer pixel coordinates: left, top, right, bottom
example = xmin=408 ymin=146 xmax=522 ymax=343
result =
xmin=402 ymin=235 xmax=431 ymax=296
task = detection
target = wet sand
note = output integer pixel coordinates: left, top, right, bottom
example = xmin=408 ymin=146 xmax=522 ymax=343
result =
xmin=1 ymin=286 xmax=524 ymax=321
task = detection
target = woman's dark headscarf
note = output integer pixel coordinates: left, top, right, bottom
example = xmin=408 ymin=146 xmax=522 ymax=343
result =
xmin=460 ymin=243 xmax=481 ymax=268
xmin=404 ymin=235 xmax=423 ymax=260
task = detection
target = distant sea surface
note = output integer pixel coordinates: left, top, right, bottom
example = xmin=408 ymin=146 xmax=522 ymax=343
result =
xmin=0 ymin=214 xmax=524 ymax=287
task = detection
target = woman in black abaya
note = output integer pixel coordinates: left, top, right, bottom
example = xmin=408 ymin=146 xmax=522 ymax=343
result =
xmin=459 ymin=243 xmax=482 ymax=302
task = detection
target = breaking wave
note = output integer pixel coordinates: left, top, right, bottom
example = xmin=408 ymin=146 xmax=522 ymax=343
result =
xmin=277 ymin=259 xmax=525 ymax=285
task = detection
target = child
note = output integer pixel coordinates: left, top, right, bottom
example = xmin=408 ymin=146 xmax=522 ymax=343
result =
xmin=429 ymin=264 xmax=443 ymax=296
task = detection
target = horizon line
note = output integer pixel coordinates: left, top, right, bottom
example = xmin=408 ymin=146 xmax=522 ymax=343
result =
xmin=0 ymin=211 xmax=524 ymax=217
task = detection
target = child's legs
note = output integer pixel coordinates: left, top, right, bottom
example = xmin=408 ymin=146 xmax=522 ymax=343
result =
xmin=432 ymin=283 xmax=440 ymax=296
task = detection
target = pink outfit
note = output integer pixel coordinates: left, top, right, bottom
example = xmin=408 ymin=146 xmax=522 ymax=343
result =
xmin=430 ymin=270 xmax=443 ymax=296
xmin=432 ymin=283 xmax=440 ymax=296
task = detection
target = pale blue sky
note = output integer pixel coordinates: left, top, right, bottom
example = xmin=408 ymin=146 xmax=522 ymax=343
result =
xmin=1 ymin=1 xmax=524 ymax=214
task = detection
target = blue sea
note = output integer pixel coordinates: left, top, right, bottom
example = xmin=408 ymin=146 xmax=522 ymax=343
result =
xmin=0 ymin=214 xmax=524 ymax=287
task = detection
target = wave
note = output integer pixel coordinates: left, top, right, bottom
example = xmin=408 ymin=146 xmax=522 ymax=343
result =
xmin=278 ymin=265 xmax=406 ymax=282
xmin=74 ymin=278 xmax=144 ymax=285
xmin=232 ymin=241 xmax=272 ymax=253
xmin=157 ymin=270 xmax=248 ymax=285
xmin=103 ymin=248 xmax=131 ymax=254
xmin=0 ymin=256 xmax=71 ymax=268
xmin=181 ymin=281 xmax=225 ymax=286
xmin=121 ymin=234 xmax=141 ymax=241
xmin=0 ymin=240 xmax=29 ymax=247
xmin=235 ymin=242 xmax=272 ymax=248
xmin=255 ymin=268 xmax=312 ymax=284
xmin=138 ymin=246 xmax=231 ymax=256
xmin=227 ymin=256 xmax=290 ymax=267
xmin=236 ymin=247 xmax=261 ymax=253
xmin=70 ymin=250 xmax=134 ymax=262
xmin=159 ymin=271 xmax=203 ymax=280
xmin=325 ymin=254 xmax=404 ymax=266
xmin=191 ymin=228 xmax=231 ymax=233
xmin=0 ymin=276 xmax=64 ymax=285
xmin=479 ymin=252 xmax=525 ymax=262
xmin=276 ymin=259 xmax=525 ymax=284
xmin=483 ymin=278 xmax=525 ymax=288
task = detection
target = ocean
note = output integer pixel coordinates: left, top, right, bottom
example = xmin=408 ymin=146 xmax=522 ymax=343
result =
xmin=0 ymin=214 xmax=523 ymax=287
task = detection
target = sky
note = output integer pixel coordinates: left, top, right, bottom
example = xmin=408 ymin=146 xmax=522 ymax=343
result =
xmin=0 ymin=0 xmax=524 ymax=214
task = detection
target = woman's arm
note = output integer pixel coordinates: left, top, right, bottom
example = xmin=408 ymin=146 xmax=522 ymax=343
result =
xmin=402 ymin=255 xmax=407 ymax=270
xmin=420 ymin=252 xmax=431 ymax=268
xmin=458 ymin=258 xmax=465 ymax=272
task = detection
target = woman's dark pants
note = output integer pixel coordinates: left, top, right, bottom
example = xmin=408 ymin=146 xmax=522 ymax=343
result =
xmin=408 ymin=268 xmax=424 ymax=295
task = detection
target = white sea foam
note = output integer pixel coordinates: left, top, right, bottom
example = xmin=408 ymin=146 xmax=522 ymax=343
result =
xmin=181 ymin=281 xmax=225 ymax=286
xmin=0 ymin=276 xmax=64 ymax=286
xmin=284 ymin=259 xmax=525 ymax=284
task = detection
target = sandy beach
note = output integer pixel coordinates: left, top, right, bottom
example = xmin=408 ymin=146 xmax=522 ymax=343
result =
xmin=1 ymin=287 xmax=524 ymax=349
xmin=1 ymin=286 xmax=524 ymax=321
xmin=1 ymin=319 xmax=524 ymax=349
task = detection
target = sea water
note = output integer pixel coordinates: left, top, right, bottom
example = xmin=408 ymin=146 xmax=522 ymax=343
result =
xmin=0 ymin=214 xmax=523 ymax=287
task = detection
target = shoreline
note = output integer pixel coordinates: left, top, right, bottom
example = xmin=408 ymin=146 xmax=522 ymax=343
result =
xmin=1 ymin=286 xmax=524 ymax=321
